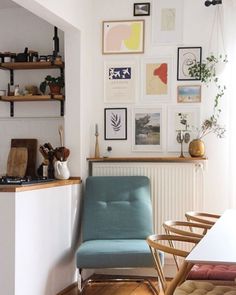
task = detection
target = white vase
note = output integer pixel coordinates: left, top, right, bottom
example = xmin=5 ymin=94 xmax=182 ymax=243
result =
xmin=54 ymin=160 xmax=70 ymax=180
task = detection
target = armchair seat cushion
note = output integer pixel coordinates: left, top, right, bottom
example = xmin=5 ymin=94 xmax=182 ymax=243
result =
xmin=77 ymin=239 xmax=164 ymax=269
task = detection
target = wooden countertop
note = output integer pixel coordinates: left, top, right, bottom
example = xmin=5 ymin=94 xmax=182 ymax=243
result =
xmin=0 ymin=177 xmax=81 ymax=193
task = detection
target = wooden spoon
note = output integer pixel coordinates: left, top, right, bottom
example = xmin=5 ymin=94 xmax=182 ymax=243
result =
xmin=58 ymin=125 xmax=64 ymax=147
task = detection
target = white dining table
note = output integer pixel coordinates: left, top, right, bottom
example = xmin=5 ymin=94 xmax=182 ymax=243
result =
xmin=186 ymin=209 xmax=236 ymax=265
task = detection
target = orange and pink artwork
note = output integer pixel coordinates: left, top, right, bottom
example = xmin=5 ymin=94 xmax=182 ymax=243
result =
xmin=146 ymin=62 xmax=168 ymax=95
xmin=103 ymin=20 xmax=144 ymax=54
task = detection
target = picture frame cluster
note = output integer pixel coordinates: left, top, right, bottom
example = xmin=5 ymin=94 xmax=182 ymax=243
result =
xmin=102 ymin=2 xmax=202 ymax=154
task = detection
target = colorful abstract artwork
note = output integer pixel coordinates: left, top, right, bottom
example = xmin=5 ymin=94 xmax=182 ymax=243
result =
xmin=102 ymin=20 xmax=144 ymax=54
xmin=142 ymin=57 xmax=172 ymax=102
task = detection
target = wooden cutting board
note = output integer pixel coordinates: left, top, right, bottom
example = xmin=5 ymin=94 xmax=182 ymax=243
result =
xmin=7 ymin=147 xmax=28 ymax=177
xmin=11 ymin=138 xmax=38 ymax=177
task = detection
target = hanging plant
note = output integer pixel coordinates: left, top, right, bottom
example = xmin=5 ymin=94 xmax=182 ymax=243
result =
xmin=188 ymin=53 xmax=227 ymax=139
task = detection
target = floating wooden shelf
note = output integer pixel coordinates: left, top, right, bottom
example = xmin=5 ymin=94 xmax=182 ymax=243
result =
xmin=0 ymin=95 xmax=65 ymax=116
xmin=0 ymin=95 xmax=64 ymax=102
xmin=0 ymin=61 xmax=64 ymax=70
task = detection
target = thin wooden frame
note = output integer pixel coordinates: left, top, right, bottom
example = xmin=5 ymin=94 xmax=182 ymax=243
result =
xmin=102 ymin=20 xmax=145 ymax=54
xmin=104 ymin=108 xmax=127 ymax=140
xmin=177 ymin=47 xmax=202 ymax=81
xmin=132 ymin=107 xmax=164 ymax=152
xmin=133 ymin=3 xmax=150 ymax=16
xmin=177 ymin=85 xmax=201 ymax=103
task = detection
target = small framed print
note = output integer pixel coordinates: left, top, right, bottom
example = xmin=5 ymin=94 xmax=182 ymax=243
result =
xmin=104 ymin=108 xmax=127 ymax=140
xmin=133 ymin=3 xmax=150 ymax=16
xmin=177 ymin=47 xmax=202 ymax=81
xmin=102 ymin=20 xmax=145 ymax=54
xmin=167 ymin=105 xmax=200 ymax=152
xmin=132 ymin=107 xmax=163 ymax=152
xmin=177 ymin=85 xmax=201 ymax=103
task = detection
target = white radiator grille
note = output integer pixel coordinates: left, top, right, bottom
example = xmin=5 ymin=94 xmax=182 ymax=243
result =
xmin=92 ymin=162 xmax=204 ymax=233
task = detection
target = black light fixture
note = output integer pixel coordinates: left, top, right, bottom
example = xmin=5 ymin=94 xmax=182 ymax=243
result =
xmin=205 ymin=0 xmax=222 ymax=7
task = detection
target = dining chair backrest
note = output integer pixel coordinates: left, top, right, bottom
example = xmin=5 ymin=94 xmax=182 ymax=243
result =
xmin=185 ymin=211 xmax=220 ymax=226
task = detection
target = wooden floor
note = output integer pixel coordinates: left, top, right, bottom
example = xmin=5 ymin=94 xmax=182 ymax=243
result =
xmin=61 ymin=277 xmax=159 ymax=295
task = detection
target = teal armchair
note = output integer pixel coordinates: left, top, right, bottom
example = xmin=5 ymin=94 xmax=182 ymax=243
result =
xmin=76 ymin=176 xmax=163 ymax=294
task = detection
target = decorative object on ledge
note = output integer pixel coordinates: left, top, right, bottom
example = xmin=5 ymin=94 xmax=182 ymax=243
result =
xmin=176 ymin=130 xmax=190 ymax=158
xmin=94 ymin=124 xmax=100 ymax=158
xmin=189 ymin=139 xmax=205 ymax=157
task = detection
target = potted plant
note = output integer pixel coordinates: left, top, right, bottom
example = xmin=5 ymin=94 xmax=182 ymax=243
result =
xmin=40 ymin=75 xmax=64 ymax=95
xmin=188 ymin=54 xmax=227 ymax=157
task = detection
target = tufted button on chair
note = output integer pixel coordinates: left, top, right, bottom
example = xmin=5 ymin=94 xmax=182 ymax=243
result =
xmin=76 ymin=176 xmax=163 ymax=294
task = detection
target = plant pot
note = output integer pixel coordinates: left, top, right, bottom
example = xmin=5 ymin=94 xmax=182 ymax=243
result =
xmin=189 ymin=139 xmax=205 ymax=157
xmin=49 ymin=84 xmax=61 ymax=95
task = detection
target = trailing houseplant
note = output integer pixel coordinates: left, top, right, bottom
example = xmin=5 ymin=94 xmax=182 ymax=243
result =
xmin=40 ymin=75 xmax=64 ymax=95
xmin=188 ymin=54 xmax=227 ymax=156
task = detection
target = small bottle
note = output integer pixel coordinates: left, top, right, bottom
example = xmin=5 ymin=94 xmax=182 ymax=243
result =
xmin=14 ymin=85 xmax=20 ymax=96
xmin=53 ymin=26 xmax=60 ymax=59
xmin=42 ymin=160 xmax=49 ymax=178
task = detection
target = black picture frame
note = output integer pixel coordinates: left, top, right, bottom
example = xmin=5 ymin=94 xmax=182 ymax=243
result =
xmin=104 ymin=108 xmax=127 ymax=140
xmin=133 ymin=3 xmax=150 ymax=16
xmin=177 ymin=47 xmax=202 ymax=81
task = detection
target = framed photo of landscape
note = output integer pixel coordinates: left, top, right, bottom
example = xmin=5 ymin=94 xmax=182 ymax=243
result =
xmin=104 ymin=108 xmax=127 ymax=140
xmin=102 ymin=20 xmax=145 ymax=54
xmin=132 ymin=107 xmax=163 ymax=152
xmin=133 ymin=3 xmax=150 ymax=16
xmin=177 ymin=47 xmax=202 ymax=80
xmin=177 ymin=85 xmax=201 ymax=103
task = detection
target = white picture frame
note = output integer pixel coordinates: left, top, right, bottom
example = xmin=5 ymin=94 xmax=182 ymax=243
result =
xmin=132 ymin=107 xmax=164 ymax=152
xmin=167 ymin=105 xmax=200 ymax=152
xmin=104 ymin=60 xmax=137 ymax=103
xmin=152 ymin=0 xmax=183 ymax=45
xmin=141 ymin=56 xmax=172 ymax=103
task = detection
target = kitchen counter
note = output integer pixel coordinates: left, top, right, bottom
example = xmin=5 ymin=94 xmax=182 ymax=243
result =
xmin=0 ymin=177 xmax=81 ymax=192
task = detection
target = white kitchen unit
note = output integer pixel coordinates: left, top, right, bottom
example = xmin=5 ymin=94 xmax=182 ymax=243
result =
xmin=0 ymin=178 xmax=81 ymax=295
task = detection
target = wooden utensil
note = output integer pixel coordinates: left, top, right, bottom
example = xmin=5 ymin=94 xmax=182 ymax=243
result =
xmin=58 ymin=125 xmax=64 ymax=147
xmin=7 ymin=147 xmax=28 ymax=177
xmin=11 ymin=139 xmax=37 ymax=177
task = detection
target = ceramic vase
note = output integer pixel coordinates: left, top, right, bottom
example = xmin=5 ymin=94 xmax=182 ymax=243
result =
xmin=189 ymin=139 xmax=205 ymax=157
xmin=54 ymin=160 xmax=70 ymax=180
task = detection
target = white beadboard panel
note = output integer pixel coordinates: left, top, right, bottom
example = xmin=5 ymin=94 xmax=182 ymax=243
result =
xmin=92 ymin=162 xmax=204 ymax=233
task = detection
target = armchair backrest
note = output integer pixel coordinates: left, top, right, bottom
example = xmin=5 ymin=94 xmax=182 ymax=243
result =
xmin=82 ymin=176 xmax=153 ymax=241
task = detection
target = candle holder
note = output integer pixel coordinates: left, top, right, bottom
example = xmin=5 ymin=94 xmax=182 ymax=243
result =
xmin=176 ymin=130 xmax=190 ymax=158
xmin=94 ymin=125 xmax=100 ymax=158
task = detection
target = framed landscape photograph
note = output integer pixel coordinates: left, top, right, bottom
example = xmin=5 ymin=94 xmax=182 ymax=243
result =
xmin=142 ymin=56 xmax=172 ymax=102
xmin=152 ymin=0 xmax=183 ymax=45
xmin=177 ymin=85 xmax=201 ymax=103
xmin=177 ymin=47 xmax=202 ymax=80
xmin=102 ymin=20 xmax=145 ymax=54
xmin=104 ymin=61 xmax=137 ymax=103
xmin=104 ymin=108 xmax=127 ymax=140
xmin=167 ymin=105 xmax=200 ymax=152
xmin=133 ymin=3 xmax=150 ymax=16
xmin=132 ymin=108 xmax=163 ymax=152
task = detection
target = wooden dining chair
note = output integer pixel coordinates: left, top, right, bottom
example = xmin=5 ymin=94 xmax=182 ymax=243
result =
xmin=185 ymin=211 xmax=221 ymax=226
xmin=162 ymin=220 xmax=211 ymax=270
xmin=163 ymin=219 xmax=236 ymax=282
xmin=146 ymin=234 xmax=236 ymax=295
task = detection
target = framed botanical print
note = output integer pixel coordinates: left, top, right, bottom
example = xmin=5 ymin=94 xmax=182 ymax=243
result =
xmin=177 ymin=47 xmax=202 ymax=80
xmin=167 ymin=105 xmax=200 ymax=152
xmin=102 ymin=20 xmax=145 ymax=54
xmin=104 ymin=108 xmax=127 ymax=140
xmin=132 ymin=107 xmax=164 ymax=152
